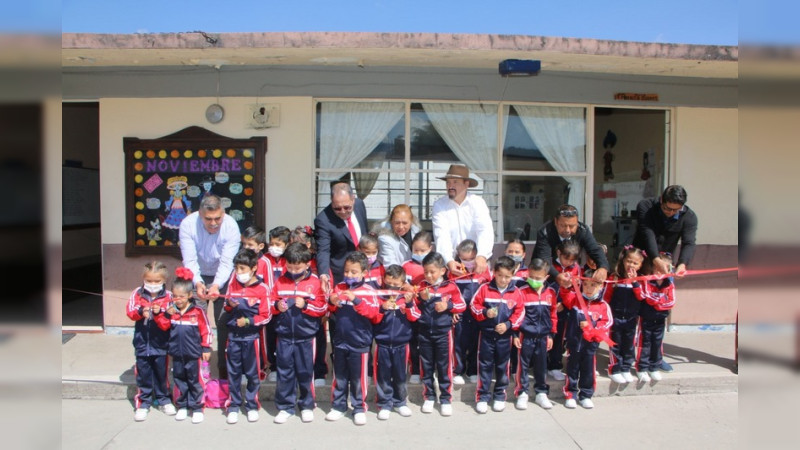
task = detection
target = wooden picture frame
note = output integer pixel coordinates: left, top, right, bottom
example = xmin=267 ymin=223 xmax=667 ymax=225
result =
xmin=124 ymin=126 xmax=267 ymax=256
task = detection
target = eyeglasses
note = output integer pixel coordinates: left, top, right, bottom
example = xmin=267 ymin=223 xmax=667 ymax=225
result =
xmin=660 ymin=204 xmax=683 ymax=214
xmin=332 ymin=205 xmax=353 ymax=212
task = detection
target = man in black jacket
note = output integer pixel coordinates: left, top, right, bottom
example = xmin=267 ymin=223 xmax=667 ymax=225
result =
xmin=633 ymin=185 xmax=697 ymax=277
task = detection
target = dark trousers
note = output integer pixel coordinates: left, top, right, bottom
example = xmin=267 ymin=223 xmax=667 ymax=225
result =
xmin=134 ymin=354 xmax=170 ymax=409
xmin=609 ymin=315 xmax=638 ymax=374
xmin=475 ymin=332 xmax=512 ymax=403
xmin=313 ymin=321 xmax=329 ymax=380
xmin=374 ymin=343 xmax=410 ymax=409
xmin=563 ymin=341 xmax=599 ymax=401
xmin=515 ymin=334 xmax=550 ymax=397
xmin=172 ymin=356 xmax=205 ymax=410
xmin=225 ymin=338 xmax=261 ymax=412
xmin=197 ymin=275 xmax=229 ymax=377
xmin=275 ymin=338 xmax=316 ymax=414
xmin=331 ymin=346 xmax=369 ymax=414
xmin=547 ymin=308 xmax=567 ymax=371
xmin=409 ymin=322 xmax=420 ymax=375
xmin=418 ymin=329 xmax=454 ymax=404
xmin=265 ymin=320 xmax=278 ymax=370
xmin=454 ymin=313 xmax=479 ymax=376
xmin=636 ymin=317 xmax=666 ymax=372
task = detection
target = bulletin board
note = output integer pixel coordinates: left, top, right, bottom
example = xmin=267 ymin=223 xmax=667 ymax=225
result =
xmin=124 ymin=126 xmax=267 ymax=256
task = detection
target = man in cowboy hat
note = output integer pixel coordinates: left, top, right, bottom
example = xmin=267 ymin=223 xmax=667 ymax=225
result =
xmin=431 ymin=164 xmax=495 ymax=276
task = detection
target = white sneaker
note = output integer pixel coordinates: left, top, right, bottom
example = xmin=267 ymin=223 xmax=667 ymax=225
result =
xmin=267 ymin=371 xmax=277 ymax=382
xmin=534 ymin=393 xmax=553 ymax=410
xmin=609 ymin=373 xmax=627 ymax=384
xmin=175 ymin=408 xmax=188 ymax=421
xmin=247 ymin=410 xmax=259 ymax=422
xmin=564 ymin=398 xmax=577 ymax=409
xmin=421 ymin=400 xmax=435 ymax=413
xmin=476 ymin=401 xmax=488 ymax=414
xmin=515 ymin=393 xmax=529 ymax=410
xmin=468 ymin=375 xmax=479 ymax=383
xmin=649 ymin=371 xmax=662 ymax=381
xmin=161 ymin=403 xmax=177 ymax=415
xmin=440 ymin=404 xmax=453 ymax=416
xmin=637 ymin=371 xmax=651 ymax=383
xmin=409 ymin=374 xmax=421 ymax=384
xmin=314 ymin=378 xmax=326 ymax=387
xmin=548 ymin=369 xmax=566 ymax=381
xmin=273 ymin=410 xmax=291 ymax=424
xmin=353 ymin=412 xmax=367 ymax=425
xmin=226 ymin=411 xmax=239 ymax=424
xmin=579 ymin=398 xmax=594 ymax=409
xmin=452 ymin=375 xmax=465 ymax=385
xmin=134 ymin=408 xmax=149 ymax=422
xmin=191 ymin=411 xmax=204 ymax=424
xmin=301 ymin=409 xmax=314 ymax=423
xmin=395 ymin=405 xmax=412 ymax=417
xmin=622 ymin=371 xmax=635 ymax=383
xmin=377 ymin=408 xmax=391 ymax=420
xmin=492 ymin=400 xmax=505 ymax=412
xmin=325 ymin=409 xmax=345 ymax=421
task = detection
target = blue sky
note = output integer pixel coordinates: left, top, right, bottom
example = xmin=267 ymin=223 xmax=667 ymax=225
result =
xmin=6 ymin=0 xmax=800 ymax=46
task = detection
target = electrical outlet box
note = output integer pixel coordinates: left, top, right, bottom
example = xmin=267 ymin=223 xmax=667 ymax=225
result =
xmin=247 ymin=103 xmax=280 ymax=129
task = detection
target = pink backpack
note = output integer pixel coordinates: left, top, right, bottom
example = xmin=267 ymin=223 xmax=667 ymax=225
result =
xmin=203 ymin=379 xmax=230 ymax=408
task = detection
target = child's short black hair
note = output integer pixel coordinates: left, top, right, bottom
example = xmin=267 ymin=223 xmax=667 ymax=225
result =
xmin=583 ymin=268 xmax=596 ymax=279
xmin=284 ymin=242 xmax=313 ymax=264
xmin=384 ymin=264 xmax=406 ymax=280
xmin=242 ymin=225 xmax=267 ymax=246
xmin=421 ymin=251 xmax=445 ymax=269
xmin=456 ymin=239 xmax=477 ymax=257
xmin=344 ymin=251 xmax=368 ymax=272
xmin=289 ymin=226 xmax=317 ymax=252
xmin=529 ymin=257 xmax=550 ymax=273
xmin=234 ymin=248 xmax=259 ymax=268
xmin=494 ymin=255 xmax=516 ymax=273
xmin=269 ymin=226 xmax=291 ymax=244
xmin=556 ymin=240 xmax=581 ymax=259
xmin=359 ymin=232 xmax=379 ymax=250
xmin=411 ymin=230 xmax=434 ymax=248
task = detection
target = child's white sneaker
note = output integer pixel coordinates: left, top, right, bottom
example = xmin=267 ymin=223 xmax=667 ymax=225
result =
xmin=191 ymin=411 xmax=204 ymax=424
xmin=515 ymin=393 xmax=529 ymax=410
xmin=395 ymin=405 xmax=412 ymax=417
xmin=622 ymin=371 xmax=635 ymax=383
xmin=409 ymin=374 xmax=421 ymax=384
xmin=468 ymin=375 xmax=479 ymax=383
xmin=564 ymin=398 xmax=577 ymax=409
xmin=134 ymin=408 xmax=149 ymax=421
xmin=273 ymin=410 xmax=291 ymax=424
xmin=421 ymin=400 xmax=435 ymax=413
xmin=161 ymin=403 xmax=177 ymax=415
xmin=353 ymin=412 xmax=367 ymax=425
xmin=247 ymin=410 xmax=259 ymax=422
xmin=476 ymin=401 xmax=488 ymax=414
xmin=267 ymin=371 xmax=277 ymax=382
xmin=649 ymin=371 xmax=662 ymax=381
xmin=534 ymin=393 xmax=553 ymax=410
xmin=548 ymin=369 xmax=566 ymax=381
xmin=175 ymin=408 xmax=188 ymax=421
xmin=440 ymin=404 xmax=453 ymax=416
xmin=377 ymin=408 xmax=391 ymax=420
xmin=301 ymin=409 xmax=314 ymax=423
xmin=325 ymin=409 xmax=345 ymax=421
xmin=226 ymin=411 xmax=239 ymax=424
xmin=314 ymin=378 xmax=326 ymax=387
xmin=637 ymin=371 xmax=651 ymax=383
xmin=452 ymin=375 xmax=465 ymax=385
xmin=579 ymin=398 xmax=594 ymax=409
xmin=492 ymin=400 xmax=505 ymax=412
xmin=609 ymin=373 xmax=627 ymax=384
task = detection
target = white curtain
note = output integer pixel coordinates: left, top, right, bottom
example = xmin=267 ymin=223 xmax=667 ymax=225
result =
xmin=513 ymin=105 xmax=586 ymax=215
xmin=319 ymin=102 xmax=404 ymax=198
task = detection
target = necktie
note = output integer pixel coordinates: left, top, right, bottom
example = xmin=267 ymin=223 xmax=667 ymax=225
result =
xmin=347 ymin=216 xmax=360 ymax=249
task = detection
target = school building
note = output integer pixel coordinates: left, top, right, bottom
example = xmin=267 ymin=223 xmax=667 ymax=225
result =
xmin=60 ymin=32 xmax=738 ymax=330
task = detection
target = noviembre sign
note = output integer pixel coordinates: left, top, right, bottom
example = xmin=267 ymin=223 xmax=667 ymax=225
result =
xmin=614 ymin=93 xmax=659 ymax=101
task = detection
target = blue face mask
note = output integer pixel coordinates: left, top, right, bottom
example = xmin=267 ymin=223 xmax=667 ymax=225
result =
xmin=508 ymin=255 xmax=524 ymax=264
xmin=583 ymin=291 xmax=601 ymax=301
xmin=411 ymin=253 xmax=428 ymax=264
xmin=286 ymin=270 xmax=306 ymax=281
xmin=343 ymin=276 xmax=361 ymax=288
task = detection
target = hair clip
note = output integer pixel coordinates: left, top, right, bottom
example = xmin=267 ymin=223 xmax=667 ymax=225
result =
xmin=304 ymin=225 xmax=313 ymax=236
xmin=175 ymin=267 xmax=194 ymax=280
xmin=641 ymin=250 xmax=647 ymax=258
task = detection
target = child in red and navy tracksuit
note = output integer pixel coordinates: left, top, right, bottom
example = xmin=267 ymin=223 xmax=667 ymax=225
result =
xmin=265 ymin=226 xmax=290 ymax=381
xmin=505 ymin=238 xmax=529 ymax=375
xmin=415 ymin=252 xmax=466 ymax=416
xmin=470 ymin=256 xmax=524 ymax=414
xmin=127 ymin=261 xmax=173 ymax=421
xmin=514 ymin=258 xmax=558 ymax=410
xmin=241 ymin=225 xmax=275 ymax=382
xmin=372 ymin=264 xmax=420 ymax=420
xmin=452 ymin=239 xmax=492 ymax=385
xmin=561 ymin=269 xmax=613 ymax=409
xmin=605 ymin=246 xmax=646 ymax=384
xmin=155 ymin=268 xmax=213 ymax=424
xmin=360 ymin=233 xmax=386 ymax=289
xmin=401 ymin=230 xmax=434 ymax=382
xmin=547 ymin=240 xmax=583 ymax=380
xmin=271 ymin=243 xmax=327 ymax=424
xmin=325 ymin=251 xmax=381 ymax=426
xmin=222 ymin=249 xmax=272 ymax=424
xmin=635 ymin=254 xmax=676 ymax=382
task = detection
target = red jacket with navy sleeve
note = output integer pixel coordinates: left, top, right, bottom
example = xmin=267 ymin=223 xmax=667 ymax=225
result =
xmin=364 ymin=260 xmax=386 ymax=289
xmin=256 ymin=255 xmax=275 ymax=290
xmin=223 ymin=276 xmax=272 ymax=340
xmin=451 ymin=269 xmax=492 ymax=306
xmin=373 ymin=288 xmax=421 ymax=346
xmin=271 ymin=270 xmax=327 ymax=341
xmin=155 ymin=301 xmax=213 ymax=359
xmin=517 ymin=282 xmax=559 ymax=337
xmin=127 ymin=286 xmax=172 ymax=356
xmin=638 ymin=277 xmax=675 ymax=320
xmin=560 ymin=290 xmax=613 ymax=350
xmin=603 ymin=273 xmax=645 ymax=319
xmin=414 ymin=278 xmax=466 ymax=334
xmin=470 ymin=280 xmax=525 ymax=338
xmin=328 ymin=281 xmax=381 ymax=351
xmin=511 ymin=265 xmax=531 ymax=289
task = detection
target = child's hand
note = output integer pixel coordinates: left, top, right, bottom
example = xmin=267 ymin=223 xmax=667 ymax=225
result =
xmin=343 ymin=290 xmax=356 ymax=301
xmin=202 ymin=352 xmax=210 ymax=362
xmin=546 ymin=336 xmax=553 ymax=351
xmin=295 ymin=297 xmax=306 ymax=309
xmin=167 ymin=305 xmax=177 ymax=315
xmin=513 ymin=336 xmax=522 ymax=349
xmin=452 ymin=314 xmax=460 ymax=325
xmin=402 ymin=291 xmax=414 ymax=303
xmin=277 ymin=299 xmax=288 ymax=312
xmin=236 ymin=317 xmax=248 ymax=327
xmin=627 ymin=268 xmax=638 ymax=279
xmin=152 ymin=304 xmax=161 ymax=314
xmin=486 ymin=307 xmax=498 ymax=319
xmin=227 ymin=296 xmax=239 ymax=308
xmin=382 ymin=299 xmax=396 ymax=310
xmin=419 ymin=288 xmax=430 ymax=301
xmin=142 ymin=308 xmax=151 ymax=319
xmin=579 ymin=320 xmax=588 ymax=329
xmin=495 ymin=322 xmax=508 ymax=334
xmin=556 ymin=303 xmax=564 ymax=313
xmin=329 ymin=293 xmax=341 ymax=307
xmin=434 ymin=299 xmax=448 ymax=313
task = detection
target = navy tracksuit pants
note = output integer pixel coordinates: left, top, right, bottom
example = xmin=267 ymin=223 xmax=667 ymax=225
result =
xmin=636 ymin=317 xmax=666 ymax=372
xmin=476 ymin=332 xmax=512 ymax=403
xmin=226 ymin=337 xmax=261 ymax=413
xmin=515 ymin=334 xmax=550 ymax=397
xmin=172 ymin=356 xmax=205 ymax=410
xmin=275 ymin=337 xmax=316 ymax=414
xmin=313 ymin=323 xmax=329 ymax=380
xmin=373 ymin=343 xmax=410 ymax=410
xmin=563 ymin=341 xmax=599 ymax=401
xmin=418 ymin=329 xmax=454 ymax=404
xmin=609 ymin=315 xmax=638 ymax=374
xmin=331 ymin=346 xmax=370 ymax=414
xmin=547 ymin=309 xmax=567 ymax=371
xmin=134 ymin=354 xmax=170 ymax=409
xmin=454 ymin=313 xmax=479 ymax=377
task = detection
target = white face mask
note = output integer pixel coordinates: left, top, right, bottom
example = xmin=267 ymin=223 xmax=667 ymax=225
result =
xmin=144 ymin=283 xmax=163 ymax=294
xmin=268 ymin=246 xmax=285 ymax=258
xmin=236 ymin=272 xmax=253 ymax=284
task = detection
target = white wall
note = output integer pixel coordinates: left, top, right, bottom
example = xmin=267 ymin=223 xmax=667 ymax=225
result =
xmin=98 ymin=97 xmax=314 ymax=245
xmin=674 ymin=107 xmax=738 ymax=245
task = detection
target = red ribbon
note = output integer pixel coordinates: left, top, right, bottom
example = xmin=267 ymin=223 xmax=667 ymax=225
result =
xmin=570 ymin=277 xmax=616 ymax=347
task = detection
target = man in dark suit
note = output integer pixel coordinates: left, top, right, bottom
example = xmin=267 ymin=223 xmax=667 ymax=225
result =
xmin=314 ymin=182 xmax=369 ymax=294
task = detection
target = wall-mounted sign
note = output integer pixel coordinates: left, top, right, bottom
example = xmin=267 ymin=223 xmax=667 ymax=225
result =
xmin=614 ymin=93 xmax=659 ymax=101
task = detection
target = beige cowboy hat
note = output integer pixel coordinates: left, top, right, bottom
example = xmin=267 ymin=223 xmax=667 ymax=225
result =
xmin=437 ymin=164 xmax=478 ymax=188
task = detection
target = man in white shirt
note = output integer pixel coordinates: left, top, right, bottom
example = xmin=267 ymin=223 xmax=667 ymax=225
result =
xmin=431 ymin=165 xmax=495 ymax=276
